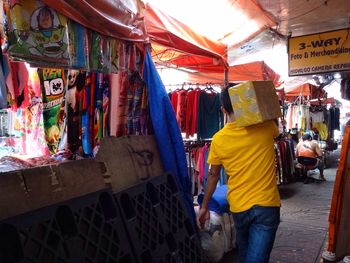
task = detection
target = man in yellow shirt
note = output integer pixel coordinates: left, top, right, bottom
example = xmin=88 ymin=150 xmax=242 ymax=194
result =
xmin=197 ymin=84 xmax=281 ymax=263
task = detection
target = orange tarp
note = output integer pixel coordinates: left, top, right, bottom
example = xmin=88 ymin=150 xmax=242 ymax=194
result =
xmin=42 ymin=0 xmax=147 ymax=41
xmin=284 ymin=83 xmax=326 ymax=99
xmin=184 ymin=61 xmax=281 ymax=86
xmin=145 ymin=4 xmax=228 ymax=71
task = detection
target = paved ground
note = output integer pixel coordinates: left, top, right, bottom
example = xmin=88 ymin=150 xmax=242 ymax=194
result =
xmin=220 ymin=148 xmax=340 ymax=263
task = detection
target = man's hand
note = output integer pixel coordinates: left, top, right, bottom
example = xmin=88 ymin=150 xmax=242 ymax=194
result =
xmin=197 ymin=207 xmax=210 ymax=230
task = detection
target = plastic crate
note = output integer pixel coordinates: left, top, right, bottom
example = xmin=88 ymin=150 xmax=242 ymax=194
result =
xmin=115 ymin=173 xmax=203 ymax=263
xmin=0 ymin=190 xmax=135 ymax=263
xmin=149 ymin=173 xmax=203 ymax=263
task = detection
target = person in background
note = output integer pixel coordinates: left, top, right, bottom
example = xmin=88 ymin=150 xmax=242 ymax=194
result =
xmin=197 ymin=84 xmax=281 ymax=263
xmin=295 ymin=133 xmax=325 ymax=181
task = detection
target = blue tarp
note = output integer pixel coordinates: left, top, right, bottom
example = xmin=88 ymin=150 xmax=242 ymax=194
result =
xmin=143 ymin=50 xmax=195 ymax=221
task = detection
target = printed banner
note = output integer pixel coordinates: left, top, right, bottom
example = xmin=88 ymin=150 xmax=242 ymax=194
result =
xmin=288 ymin=28 xmax=350 ymax=76
xmin=7 ymin=0 xmax=70 ymax=66
xmin=38 ymin=68 xmax=66 ymax=154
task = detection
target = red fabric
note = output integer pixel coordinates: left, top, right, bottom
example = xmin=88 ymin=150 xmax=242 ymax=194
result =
xmin=185 ymin=89 xmax=202 ymax=138
xmin=170 ymin=91 xmax=179 ymax=115
xmin=176 ymin=90 xmax=188 ymax=132
xmin=185 ymin=90 xmax=196 ymax=138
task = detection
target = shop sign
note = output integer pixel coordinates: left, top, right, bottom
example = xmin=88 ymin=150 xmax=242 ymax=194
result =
xmin=288 ymin=28 xmax=350 ymax=76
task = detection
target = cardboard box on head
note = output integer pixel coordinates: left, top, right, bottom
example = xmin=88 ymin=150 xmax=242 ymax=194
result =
xmin=228 ymin=81 xmax=282 ymax=127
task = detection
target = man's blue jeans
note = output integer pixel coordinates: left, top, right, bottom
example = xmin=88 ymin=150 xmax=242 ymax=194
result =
xmin=232 ymin=206 xmax=280 ymax=263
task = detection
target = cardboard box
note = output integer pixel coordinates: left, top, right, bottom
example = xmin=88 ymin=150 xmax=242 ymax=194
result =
xmin=0 ymin=159 xmax=110 ymax=220
xmin=95 ymin=135 xmax=164 ymax=192
xmin=228 ymin=81 xmax=282 ymax=127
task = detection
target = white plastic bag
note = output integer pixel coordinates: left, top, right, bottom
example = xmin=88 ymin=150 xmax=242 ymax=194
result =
xmin=199 ymin=211 xmax=225 ymax=262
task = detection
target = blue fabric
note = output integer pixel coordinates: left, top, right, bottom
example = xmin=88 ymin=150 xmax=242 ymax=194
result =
xmin=0 ymin=50 xmax=7 ymax=109
xmin=197 ymin=185 xmax=229 ymax=215
xmin=233 ymin=206 xmax=280 ymax=263
xmin=74 ymin=23 xmax=87 ymax=68
xmin=143 ymin=50 xmax=194 ymax=221
xmin=220 ymin=168 xmax=227 ymax=186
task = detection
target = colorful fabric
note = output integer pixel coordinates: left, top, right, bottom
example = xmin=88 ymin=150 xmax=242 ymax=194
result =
xmin=81 ymin=73 xmax=92 ymax=156
xmin=93 ymin=73 xmax=104 ymax=145
xmin=0 ymin=52 xmax=8 ymax=109
xmin=6 ymin=0 xmax=70 ymax=67
xmin=38 ymin=68 xmax=66 ymax=154
xmin=312 ymin=122 xmax=328 ymax=140
xmin=115 ymin=71 xmax=128 ymax=136
xmin=66 ymin=70 xmax=86 ymax=154
xmin=68 ymin=20 xmax=87 ymax=69
xmin=208 ymin=121 xmax=280 ymax=213
xmin=102 ymin=74 xmax=110 ymax=137
xmin=127 ymin=71 xmax=144 ymax=135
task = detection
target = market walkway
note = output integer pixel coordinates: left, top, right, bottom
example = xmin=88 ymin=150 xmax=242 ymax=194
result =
xmin=220 ymin=148 xmax=340 ymax=263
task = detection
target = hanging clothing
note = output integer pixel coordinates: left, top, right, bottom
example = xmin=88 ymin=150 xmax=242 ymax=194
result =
xmin=176 ymin=89 xmax=188 ymax=132
xmin=185 ymin=89 xmax=201 ymax=138
xmin=197 ymin=92 xmax=223 ymax=139
xmin=0 ymin=49 xmax=8 ymax=109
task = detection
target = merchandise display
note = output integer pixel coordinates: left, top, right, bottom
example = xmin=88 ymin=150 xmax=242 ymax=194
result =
xmin=0 ymin=0 xmax=347 ymax=261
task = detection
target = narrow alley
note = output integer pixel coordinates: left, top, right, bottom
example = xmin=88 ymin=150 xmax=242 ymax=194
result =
xmin=221 ymin=148 xmax=340 ymax=263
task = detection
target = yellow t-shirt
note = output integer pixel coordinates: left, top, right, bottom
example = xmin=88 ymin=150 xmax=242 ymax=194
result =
xmin=207 ymin=120 xmax=281 ymax=213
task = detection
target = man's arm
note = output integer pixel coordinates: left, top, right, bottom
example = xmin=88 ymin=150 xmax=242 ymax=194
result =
xmin=197 ymin=164 xmax=222 ymax=229
xmin=295 ymin=143 xmax=300 ymax=157
xmin=313 ymin=142 xmax=323 ymax=157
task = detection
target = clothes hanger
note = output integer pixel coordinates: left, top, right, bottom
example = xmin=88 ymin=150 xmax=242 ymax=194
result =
xmin=205 ymin=82 xmax=216 ymax=94
xmin=186 ymin=83 xmax=194 ymax=91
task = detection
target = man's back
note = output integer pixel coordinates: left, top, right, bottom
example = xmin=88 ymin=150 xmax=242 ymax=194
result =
xmin=296 ymin=138 xmax=322 ymax=158
xmin=208 ymin=120 xmax=280 ymax=213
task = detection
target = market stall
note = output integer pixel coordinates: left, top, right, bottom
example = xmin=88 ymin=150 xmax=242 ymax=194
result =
xmin=0 ymin=0 xmax=214 ymax=261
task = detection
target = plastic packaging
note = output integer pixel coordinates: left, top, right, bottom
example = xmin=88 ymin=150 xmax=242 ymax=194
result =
xmin=5 ymin=0 xmax=71 ymax=67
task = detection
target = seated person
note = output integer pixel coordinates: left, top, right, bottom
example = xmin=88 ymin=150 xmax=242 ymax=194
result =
xmin=295 ymin=133 xmax=325 ymax=181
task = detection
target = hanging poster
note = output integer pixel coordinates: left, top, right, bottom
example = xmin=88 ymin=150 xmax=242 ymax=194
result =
xmin=288 ymin=28 xmax=350 ymax=76
xmin=38 ymin=68 xmax=66 ymax=154
xmin=81 ymin=73 xmax=92 ymax=156
xmin=102 ymin=74 xmax=110 ymax=137
xmin=6 ymin=0 xmax=70 ymax=66
xmin=93 ymin=73 xmax=103 ymax=145
xmin=66 ymin=69 xmax=86 ymax=154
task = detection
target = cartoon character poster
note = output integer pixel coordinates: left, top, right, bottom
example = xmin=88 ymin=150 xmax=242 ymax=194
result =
xmin=93 ymin=73 xmax=103 ymax=146
xmin=37 ymin=68 xmax=66 ymax=154
xmin=81 ymin=73 xmax=92 ymax=156
xmin=6 ymin=0 xmax=70 ymax=66
xmin=66 ymin=69 xmax=86 ymax=155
